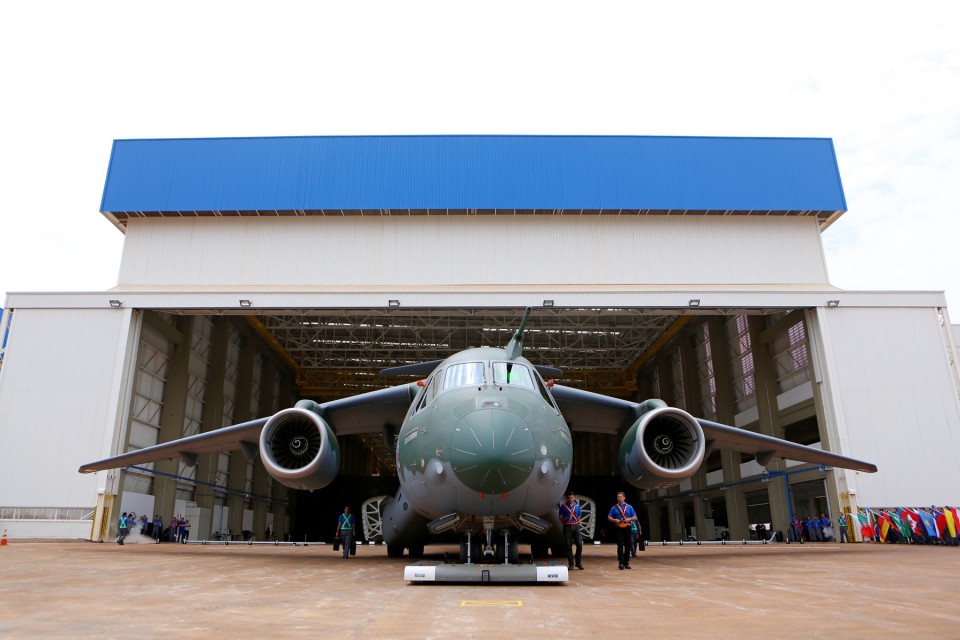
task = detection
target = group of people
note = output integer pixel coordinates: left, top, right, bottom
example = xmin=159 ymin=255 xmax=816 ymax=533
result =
xmin=854 ymin=506 xmax=960 ymax=545
xmin=116 ymin=512 xmax=191 ymax=544
xmin=560 ymin=490 xmax=643 ymax=571
xmin=789 ymin=514 xmax=834 ymax=542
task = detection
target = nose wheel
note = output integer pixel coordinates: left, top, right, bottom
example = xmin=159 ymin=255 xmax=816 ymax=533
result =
xmin=459 ymin=530 xmax=519 ymax=564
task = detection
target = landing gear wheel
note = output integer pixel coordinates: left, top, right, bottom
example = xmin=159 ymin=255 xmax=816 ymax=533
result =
xmin=459 ymin=538 xmax=481 ymax=563
xmin=508 ymin=538 xmax=519 ymax=564
xmin=530 ymin=541 xmax=549 ymax=559
xmin=387 ymin=543 xmax=405 ymax=558
xmin=407 ymin=544 xmax=424 ymax=558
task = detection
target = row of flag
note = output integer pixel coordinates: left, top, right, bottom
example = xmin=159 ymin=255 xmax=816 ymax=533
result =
xmin=854 ymin=506 xmax=959 ymax=543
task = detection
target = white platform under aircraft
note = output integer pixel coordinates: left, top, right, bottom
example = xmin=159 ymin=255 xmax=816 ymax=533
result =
xmin=81 ymin=308 xmax=876 ymax=582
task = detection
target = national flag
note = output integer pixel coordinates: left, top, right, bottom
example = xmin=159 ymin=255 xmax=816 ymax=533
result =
xmin=918 ymin=510 xmax=940 ymax=538
xmin=868 ymin=508 xmax=886 ymax=541
xmin=944 ymin=508 xmax=958 ymax=539
xmin=877 ymin=512 xmax=892 ymax=542
xmin=890 ymin=510 xmax=909 ymax=538
xmin=900 ymin=508 xmax=922 ymax=536
xmin=856 ymin=510 xmax=873 ymax=540
xmin=933 ymin=508 xmax=947 ymax=538
xmin=949 ymin=507 xmax=960 ymax=535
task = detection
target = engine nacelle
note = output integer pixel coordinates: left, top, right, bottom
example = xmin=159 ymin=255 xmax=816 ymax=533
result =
xmin=619 ymin=405 xmax=706 ymax=491
xmin=259 ymin=407 xmax=340 ymax=491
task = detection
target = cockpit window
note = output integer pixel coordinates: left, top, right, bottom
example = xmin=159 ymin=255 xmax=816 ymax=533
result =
xmin=414 ymin=372 xmax=437 ymax=413
xmin=492 ymin=362 xmax=535 ymax=389
xmin=443 ymin=362 xmax=486 ymax=389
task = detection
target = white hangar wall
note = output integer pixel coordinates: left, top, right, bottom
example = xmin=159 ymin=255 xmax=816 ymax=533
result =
xmin=116 ymin=215 xmax=830 ymax=287
xmin=0 ymin=307 xmax=140 ymax=537
xmin=811 ymin=306 xmax=960 ymax=507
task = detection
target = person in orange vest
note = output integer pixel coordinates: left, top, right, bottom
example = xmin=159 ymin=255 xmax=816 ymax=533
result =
xmin=559 ymin=491 xmax=584 ymax=570
xmin=607 ymin=491 xmax=638 ymax=570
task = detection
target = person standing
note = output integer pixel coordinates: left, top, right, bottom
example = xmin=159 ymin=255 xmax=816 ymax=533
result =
xmin=336 ymin=506 xmax=354 ymax=559
xmin=630 ymin=519 xmax=643 ymax=556
xmin=837 ymin=513 xmax=848 ymax=542
xmin=791 ymin=515 xmax=803 ymax=543
xmin=117 ymin=512 xmax=129 ymax=545
xmin=607 ymin=491 xmax=638 ymax=570
xmin=559 ymin=491 xmax=584 ymax=570
xmin=152 ymin=515 xmax=163 ymax=543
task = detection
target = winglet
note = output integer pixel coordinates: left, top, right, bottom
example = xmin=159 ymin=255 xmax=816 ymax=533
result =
xmin=504 ymin=307 xmax=533 ymax=360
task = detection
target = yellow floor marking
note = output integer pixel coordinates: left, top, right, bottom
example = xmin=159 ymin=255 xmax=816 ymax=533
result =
xmin=460 ymin=600 xmax=522 ymax=607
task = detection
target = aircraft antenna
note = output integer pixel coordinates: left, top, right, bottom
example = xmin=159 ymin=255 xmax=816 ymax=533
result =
xmin=504 ymin=307 xmax=532 ymax=360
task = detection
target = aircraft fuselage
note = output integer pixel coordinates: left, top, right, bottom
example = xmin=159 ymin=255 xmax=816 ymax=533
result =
xmin=395 ymin=347 xmax=572 ymax=533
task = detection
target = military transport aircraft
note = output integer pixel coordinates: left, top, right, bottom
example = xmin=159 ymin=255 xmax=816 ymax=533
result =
xmin=80 ymin=308 xmax=876 ymax=580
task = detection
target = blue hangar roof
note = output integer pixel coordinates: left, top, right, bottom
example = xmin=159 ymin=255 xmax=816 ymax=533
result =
xmin=100 ymin=135 xmax=846 ymax=228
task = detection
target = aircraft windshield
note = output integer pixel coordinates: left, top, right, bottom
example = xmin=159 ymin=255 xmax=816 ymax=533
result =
xmin=492 ymin=362 xmax=534 ymax=389
xmin=443 ymin=362 xmax=486 ymax=389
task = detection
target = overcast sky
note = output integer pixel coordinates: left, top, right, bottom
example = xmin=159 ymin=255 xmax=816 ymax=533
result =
xmin=1 ymin=2 xmax=958 ymax=313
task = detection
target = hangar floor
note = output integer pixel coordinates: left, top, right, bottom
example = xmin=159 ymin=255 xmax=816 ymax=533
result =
xmin=1 ymin=541 xmax=957 ymax=638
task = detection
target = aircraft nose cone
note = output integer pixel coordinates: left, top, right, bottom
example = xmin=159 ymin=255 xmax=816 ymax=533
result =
xmin=449 ymin=409 xmax=535 ymax=494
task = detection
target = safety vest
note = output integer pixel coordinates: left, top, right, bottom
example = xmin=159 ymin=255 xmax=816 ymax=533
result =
xmin=119 ymin=516 xmax=128 ymax=529
xmin=560 ymin=503 xmax=580 ymax=525
xmin=616 ymin=504 xmax=631 ymax=528
xmin=340 ymin=514 xmax=353 ymax=530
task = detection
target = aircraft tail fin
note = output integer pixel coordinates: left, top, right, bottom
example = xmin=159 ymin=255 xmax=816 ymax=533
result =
xmin=504 ymin=307 xmax=533 ymax=360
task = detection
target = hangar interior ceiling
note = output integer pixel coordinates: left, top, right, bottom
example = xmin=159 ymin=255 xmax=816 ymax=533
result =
xmin=168 ymin=306 xmax=788 ymax=399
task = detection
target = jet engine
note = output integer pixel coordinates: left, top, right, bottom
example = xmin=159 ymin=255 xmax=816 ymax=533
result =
xmin=259 ymin=407 xmax=340 ymax=491
xmin=619 ymin=404 xmax=706 ymax=491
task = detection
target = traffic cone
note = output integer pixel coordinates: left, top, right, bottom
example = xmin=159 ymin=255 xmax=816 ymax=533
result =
xmin=1 ymin=530 xmax=8 ymax=546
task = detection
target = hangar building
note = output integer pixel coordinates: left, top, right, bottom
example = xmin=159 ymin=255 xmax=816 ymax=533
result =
xmin=1 ymin=135 xmax=959 ymax=543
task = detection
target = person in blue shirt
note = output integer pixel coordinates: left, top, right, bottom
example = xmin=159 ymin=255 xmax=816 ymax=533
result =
xmin=607 ymin=492 xmax=638 ymax=570
xmin=813 ymin=515 xmax=824 ymax=541
xmin=336 ymin=506 xmax=354 ymax=559
xmin=559 ymin=491 xmax=584 ymax=570
xmin=152 ymin=515 xmax=163 ymax=543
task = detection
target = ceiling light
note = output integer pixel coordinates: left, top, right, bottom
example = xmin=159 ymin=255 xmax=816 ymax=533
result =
xmin=388 ymin=300 xmax=400 ymax=307
xmin=826 ymin=300 xmax=840 ymax=307
xmin=688 ymin=299 xmax=701 ymax=307
xmin=108 ymin=300 xmax=122 ymax=308
xmin=239 ymin=299 xmax=252 ymax=307
xmin=543 ymin=300 xmax=554 ymax=307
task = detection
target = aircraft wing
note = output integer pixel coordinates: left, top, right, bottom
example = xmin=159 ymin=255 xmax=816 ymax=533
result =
xmin=550 ymin=384 xmax=877 ymax=473
xmin=313 ymin=382 xmax=419 ymax=435
xmin=79 ymin=383 xmax=419 ymax=473
xmin=550 ymin=384 xmax=638 ymax=433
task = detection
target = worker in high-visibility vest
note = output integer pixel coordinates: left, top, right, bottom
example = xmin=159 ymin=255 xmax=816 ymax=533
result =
xmin=559 ymin=491 xmax=584 ymax=570
xmin=117 ymin=512 xmax=130 ymax=545
xmin=630 ymin=517 xmax=644 ymax=555
xmin=607 ymin=492 xmax=638 ymax=570
xmin=336 ymin=506 xmax=354 ymax=559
